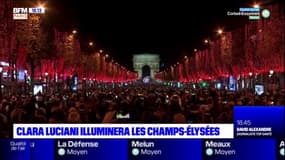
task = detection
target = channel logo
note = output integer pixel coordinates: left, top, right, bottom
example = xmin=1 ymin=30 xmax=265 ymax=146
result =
xmin=13 ymin=7 xmax=45 ymax=20
xmin=13 ymin=8 xmax=28 ymax=20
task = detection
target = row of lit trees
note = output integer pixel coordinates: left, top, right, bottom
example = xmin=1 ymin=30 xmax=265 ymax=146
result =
xmin=155 ymin=2 xmax=284 ymax=88
xmin=15 ymin=13 xmax=48 ymax=87
xmin=52 ymin=29 xmax=137 ymax=82
xmin=0 ymin=1 xmax=49 ymax=94
xmin=0 ymin=0 xmax=137 ymax=95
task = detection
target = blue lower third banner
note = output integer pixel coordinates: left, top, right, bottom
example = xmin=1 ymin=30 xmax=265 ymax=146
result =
xmin=0 ymin=139 xmax=128 ymax=160
xmin=0 ymin=139 xmax=54 ymax=160
xmin=202 ymin=139 xmax=276 ymax=160
xmin=0 ymin=139 xmax=31 ymax=160
xmin=234 ymin=106 xmax=284 ymax=138
xmin=0 ymin=139 xmax=202 ymax=160
xmin=54 ymin=139 xmax=128 ymax=160
xmin=128 ymin=139 xmax=202 ymax=160
xmin=0 ymin=138 xmax=284 ymax=159
xmin=13 ymin=124 xmax=233 ymax=139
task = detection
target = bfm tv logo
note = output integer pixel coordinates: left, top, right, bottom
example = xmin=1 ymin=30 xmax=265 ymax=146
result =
xmin=13 ymin=7 xmax=45 ymax=20
xmin=13 ymin=8 xmax=28 ymax=20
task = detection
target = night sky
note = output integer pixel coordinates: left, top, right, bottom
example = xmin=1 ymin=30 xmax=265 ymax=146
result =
xmin=44 ymin=0 xmax=267 ymax=70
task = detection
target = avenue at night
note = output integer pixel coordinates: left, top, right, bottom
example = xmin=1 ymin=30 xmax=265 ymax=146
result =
xmin=0 ymin=0 xmax=284 ymax=138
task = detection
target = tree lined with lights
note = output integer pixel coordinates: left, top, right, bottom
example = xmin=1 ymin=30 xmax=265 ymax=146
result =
xmin=157 ymin=3 xmax=284 ymax=87
xmin=53 ymin=29 xmax=137 ymax=82
xmin=15 ymin=13 xmax=49 ymax=87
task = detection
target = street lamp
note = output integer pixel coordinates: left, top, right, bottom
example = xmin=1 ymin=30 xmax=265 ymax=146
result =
xmin=253 ymin=4 xmax=260 ymax=8
xmin=45 ymin=72 xmax=48 ymax=92
xmin=89 ymin=42 xmax=93 ymax=46
xmin=249 ymin=72 xmax=253 ymax=89
xmin=99 ymin=49 xmax=103 ymax=53
xmin=37 ymin=4 xmax=45 ymax=9
xmin=83 ymin=77 xmax=86 ymax=91
xmin=217 ymin=29 xmax=223 ymax=35
xmin=72 ymin=30 xmax=77 ymax=34
xmin=37 ymin=4 xmax=46 ymax=13
xmin=24 ymin=69 xmax=28 ymax=93
xmin=0 ymin=66 xmax=2 ymax=98
xmin=204 ymin=39 xmax=209 ymax=44
xmin=269 ymin=70 xmax=274 ymax=75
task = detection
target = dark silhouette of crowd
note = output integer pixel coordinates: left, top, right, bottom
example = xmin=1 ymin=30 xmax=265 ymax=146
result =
xmin=0 ymin=84 xmax=284 ymax=137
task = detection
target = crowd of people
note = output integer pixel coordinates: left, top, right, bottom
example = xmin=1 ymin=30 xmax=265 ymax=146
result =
xmin=0 ymin=83 xmax=284 ymax=137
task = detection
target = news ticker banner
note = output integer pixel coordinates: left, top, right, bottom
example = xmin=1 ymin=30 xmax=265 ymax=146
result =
xmin=0 ymin=139 xmax=283 ymax=160
xmin=13 ymin=124 xmax=234 ymax=139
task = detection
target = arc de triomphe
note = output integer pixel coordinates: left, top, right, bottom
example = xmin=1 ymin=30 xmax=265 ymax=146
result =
xmin=133 ymin=54 xmax=160 ymax=79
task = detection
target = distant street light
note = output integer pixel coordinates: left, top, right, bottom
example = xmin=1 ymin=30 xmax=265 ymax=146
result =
xmin=37 ymin=4 xmax=46 ymax=13
xmin=204 ymin=39 xmax=209 ymax=44
xmin=194 ymin=49 xmax=197 ymax=52
xmin=37 ymin=4 xmax=45 ymax=9
xmin=72 ymin=30 xmax=77 ymax=34
xmin=99 ymin=49 xmax=103 ymax=53
xmin=89 ymin=42 xmax=93 ymax=46
xmin=253 ymin=4 xmax=260 ymax=8
xmin=217 ymin=29 xmax=223 ymax=35
xmin=249 ymin=72 xmax=253 ymax=76
xmin=269 ymin=70 xmax=274 ymax=75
